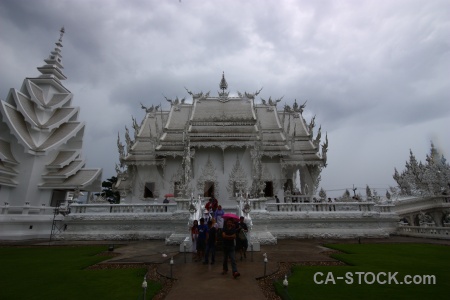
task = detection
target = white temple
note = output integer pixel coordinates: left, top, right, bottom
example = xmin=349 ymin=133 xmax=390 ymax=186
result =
xmin=116 ymin=72 xmax=328 ymax=207
xmin=0 ymin=28 xmax=102 ymax=239
xmin=1 ymin=29 xmax=448 ymax=242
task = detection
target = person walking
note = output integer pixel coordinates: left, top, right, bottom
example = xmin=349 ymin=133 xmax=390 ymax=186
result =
xmin=197 ymin=218 xmax=208 ymax=262
xmin=236 ymin=216 xmax=248 ymax=260
xmin=222 ymin=218 xmax=240 ymax=278
xmin=214 ymin=205 xmax=225 ymax=231
xmin=203 ymin=220 xmax=217 ymax=265
xmin=191 ymin=220 xmax=199 ymax=261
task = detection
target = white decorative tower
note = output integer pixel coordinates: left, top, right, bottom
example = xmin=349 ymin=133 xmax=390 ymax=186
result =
xmin=0 ymin=27 xmax=102 ymax=213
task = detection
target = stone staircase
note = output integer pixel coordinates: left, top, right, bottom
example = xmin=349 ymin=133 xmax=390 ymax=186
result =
xmin=166 ymin=230 xmax=277 ymax=252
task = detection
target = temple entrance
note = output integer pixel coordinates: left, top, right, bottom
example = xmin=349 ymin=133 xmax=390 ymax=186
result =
xmin=50 ymin=190 xmax=66 ymax=207
xmin=284 ymin=179 xmax=293 ymax=193
xmin=144 ymin=182 xmax=155 ymax=198
xmin=204 ymin=181 xmax=214 ymax=198
xmin=264 ymin=181 xmax=274 ymax=197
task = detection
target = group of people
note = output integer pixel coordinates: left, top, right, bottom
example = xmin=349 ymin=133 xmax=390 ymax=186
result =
xmin=190 ymin=197 xmax=248 ymax=279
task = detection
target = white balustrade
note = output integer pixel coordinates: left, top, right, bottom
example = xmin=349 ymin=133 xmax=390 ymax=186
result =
xmin=0 ymin=203 xmax=55 ymax=215
xmin=265 ymin=201 xmax=385 ymax=213
xmin=397 ymin=225 xmax=450 ymax=238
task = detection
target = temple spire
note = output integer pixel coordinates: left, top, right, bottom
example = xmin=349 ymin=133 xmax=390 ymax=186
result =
xmin=37 ymin=27 xmax=67 ymax=81
xmin=59 ymin=26 xmax=65 ymax=42
xmin=219 ymin=71 xmax=228 ymax=93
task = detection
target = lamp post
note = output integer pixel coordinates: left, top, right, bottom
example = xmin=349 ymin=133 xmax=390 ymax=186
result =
xmin=183 ymin=242 xmax=187 ymax=263
xmin=142 ymin=276 xmax=147 ymax=300
xmin=170 ymin=257 xmax=174 ymax=278
xmin=263 ymin=253 xmax=268 ymax=276
xmin=283 ymin=274 xmax=289 ymax=295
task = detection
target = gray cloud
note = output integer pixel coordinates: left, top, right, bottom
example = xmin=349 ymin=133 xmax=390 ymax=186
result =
xmin=1 ymin=0 xmax=449 ymax=197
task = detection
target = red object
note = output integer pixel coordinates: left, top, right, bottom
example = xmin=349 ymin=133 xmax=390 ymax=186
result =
xmin=164 ymin=193 xmax=174 ymax=198
xmin=222 ymin=213 xmax=240 ymax=220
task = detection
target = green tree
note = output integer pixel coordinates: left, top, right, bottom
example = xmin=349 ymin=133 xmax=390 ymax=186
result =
xmin=318 ymin=187 xmax=327 ymax=200
xmin=101 ymin=176 xmax=120 ymax=203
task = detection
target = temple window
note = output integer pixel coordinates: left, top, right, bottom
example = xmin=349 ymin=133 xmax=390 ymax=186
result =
xmin=264 ymin=181 xmax=274 ymax=197
xmin=144 ymin=182 xmax=155 ymax=198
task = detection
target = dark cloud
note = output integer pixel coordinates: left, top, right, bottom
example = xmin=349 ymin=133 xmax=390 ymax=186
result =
xmin=0 ymin=0 xmax=449 ymax=193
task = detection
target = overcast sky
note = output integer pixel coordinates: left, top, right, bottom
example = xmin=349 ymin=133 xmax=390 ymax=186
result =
xmin=1 ymin=0 xmax=449 ymax=197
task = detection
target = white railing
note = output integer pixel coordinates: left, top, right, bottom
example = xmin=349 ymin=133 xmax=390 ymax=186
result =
xmin=0 ymin=203 xmax=55 ymax=215
xmin=70 ymin=203 xmax=177 ymax=214
xmin=1 ymin=200 xmax=394 ymax=215
xmin=393 ymin=195 xmax=450 ymax=215
xmin=397 ymin=225 xmax=450 ymax=239
xmin=265 ymin=201 xmax=392 ymax=213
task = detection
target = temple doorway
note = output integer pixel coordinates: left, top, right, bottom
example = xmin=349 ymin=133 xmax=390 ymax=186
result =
xmin=284 ymin=179 xmax=293 ymax=193
xmin=50 ymin=190 xmax=66 ymax=207
xmin=144 ymin=182 xmax=155 ymax=198
xmin=264 ymin=181 xmax=274 ymax=197
xmin=204 ymin=181 xmax=215 ymax=198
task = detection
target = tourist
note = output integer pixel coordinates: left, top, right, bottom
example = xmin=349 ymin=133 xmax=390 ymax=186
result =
xmin=205 ymin=198 xmax=213 ymax=214
xmin=236 ymin=216 xmax=248 ymax=260
xmin=214 ymin=205 xmax=225 ymax=230
xmin=222 ymin=218 xmax=240 ymax=278
xmin=203 ymin=220 xmax=217 ymax=265
xmin=197 ymin=218 xmax=208 ymax=262
xmin=275 ymin=195 xmax=280 ymax=211
xmin=163 ymin=197 xmax=169 ymax=212
xmin=211 ymin=195 xmax=219 ymax=213
xmin=191 ymin=220 xmax=199 ymax=260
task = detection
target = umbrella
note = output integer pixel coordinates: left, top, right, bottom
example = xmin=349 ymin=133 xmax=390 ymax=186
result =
xmin=222 ymin=213 xmax=240 ymax=221
xmin=164 ymin=193 xmax=174 ymax=198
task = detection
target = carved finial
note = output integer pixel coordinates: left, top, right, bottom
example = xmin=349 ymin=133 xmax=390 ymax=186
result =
xmin=293 ymin=99 xmax=298 ymax=111
xmin=164 ymin=95 xmax=173 ymax=106
xmin=314 ymin=125 xmax=322 ymax=147
xmin=322 ymin=133 xmax=328 ymax=167
xmin=308 ymin=115 xmax=316 ymax=135
xmin=59 ymin=26 xmax=65 ymax=42
xmin=219 ymin=71 xmax=228 ymax=93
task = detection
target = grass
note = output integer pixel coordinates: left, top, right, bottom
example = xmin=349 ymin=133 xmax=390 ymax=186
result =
xmin=0 ymin=246 xmax=161 ymax=300
xmin=275 ymin=243 xmax=450 ymax=300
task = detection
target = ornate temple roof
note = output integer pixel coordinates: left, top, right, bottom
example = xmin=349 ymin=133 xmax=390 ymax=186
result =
xmin=120 ymin=73 xmax=327 ymax=168
xmin=39 ymin=168 xmax=102 ymax=189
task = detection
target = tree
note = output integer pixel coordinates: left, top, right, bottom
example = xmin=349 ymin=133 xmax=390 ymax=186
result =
xmin=319 ymin=187 xmax=327 ymax=201
xmin=366 ymin=185 xmax=372 ymax=200
xmin=343 ymin=189 xmax=350 ymax=198
xmin=386 ymin=190 xmax=391 ymax=200
xmin=101 ymin=176 xmax=120 ymax=203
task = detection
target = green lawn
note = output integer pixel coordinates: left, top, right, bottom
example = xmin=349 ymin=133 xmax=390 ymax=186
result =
xmin=0 ymin=246 xmax=161 ymax=300
xmin=275 ymin=243 xmax=450 ymax=300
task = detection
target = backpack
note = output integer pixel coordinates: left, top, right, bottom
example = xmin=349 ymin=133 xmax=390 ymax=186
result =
xmin=238 ymin=229 xmax=247 ymax=240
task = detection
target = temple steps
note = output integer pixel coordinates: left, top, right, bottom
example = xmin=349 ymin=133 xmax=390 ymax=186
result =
xmin=166 ymin=230 xmax=277 ymax=252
